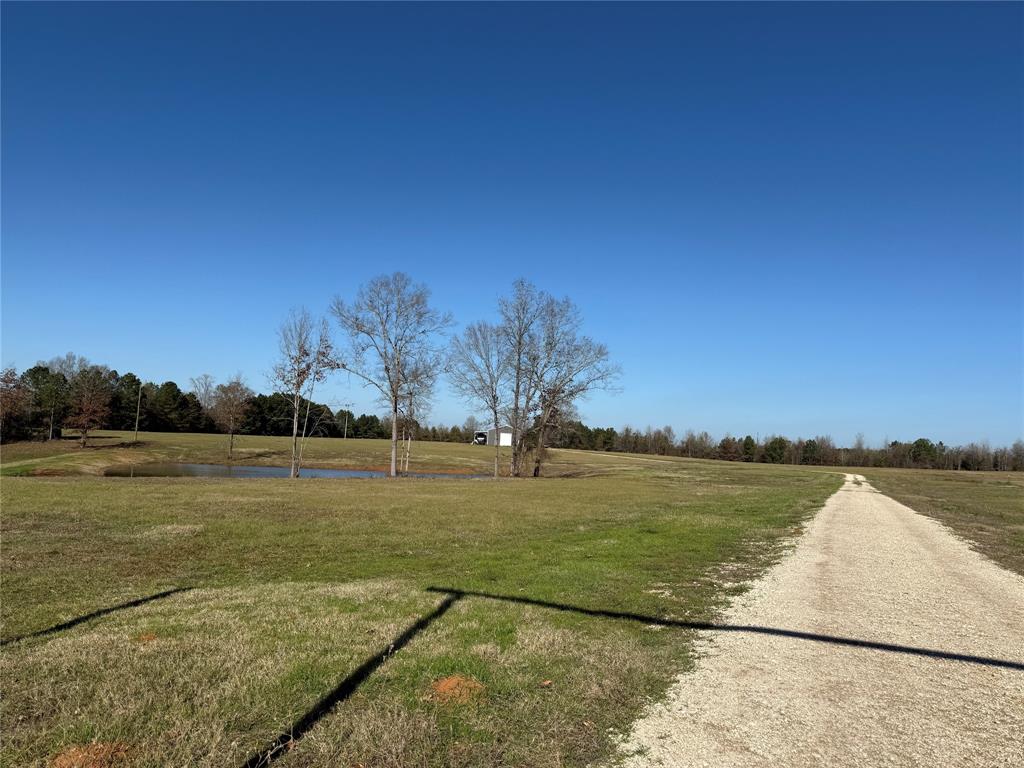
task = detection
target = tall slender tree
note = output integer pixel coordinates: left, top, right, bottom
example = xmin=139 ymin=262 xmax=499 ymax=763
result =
xmin=272 ymin=309 xmax=336 ymax=478
xmin=448 ymin=321 xmax=509 ymax=478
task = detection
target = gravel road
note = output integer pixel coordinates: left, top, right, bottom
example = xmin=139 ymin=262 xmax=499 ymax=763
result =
xmin=622 ymin=474 xmax=1024 ymax=767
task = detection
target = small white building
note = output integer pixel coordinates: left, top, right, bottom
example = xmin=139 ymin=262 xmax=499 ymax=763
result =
xmin=475 ymin=426 xmax=512 ymax=446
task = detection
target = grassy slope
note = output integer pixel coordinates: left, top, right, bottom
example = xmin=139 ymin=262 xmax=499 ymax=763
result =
xmin=1 ymin=446 xmax=839 ymax=768
xmin=863 ymin=468 xmax=1024 ymax=576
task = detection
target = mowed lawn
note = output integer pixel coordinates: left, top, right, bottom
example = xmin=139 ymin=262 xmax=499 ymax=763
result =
xmin=1 ymin=439 xmax=840 ymax=768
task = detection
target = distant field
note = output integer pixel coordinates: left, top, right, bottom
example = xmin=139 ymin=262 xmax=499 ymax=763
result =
xmin=863 ymin=468 xmax=1024 ymax=576
xmin=1 ymin=444 xmax=839 ymax=767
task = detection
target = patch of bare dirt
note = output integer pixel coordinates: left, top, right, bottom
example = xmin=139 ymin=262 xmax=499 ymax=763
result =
xmin=136 ymin=633 xmax=157 ymax=644
xmin=426 ymin=674 xmax=485 ymax=704
xmin=50 ymin=743 xmax=129 ymax=768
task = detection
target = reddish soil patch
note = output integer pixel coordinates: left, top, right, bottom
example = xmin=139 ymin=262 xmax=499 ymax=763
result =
xmin=50 ymin=743 xmax=129 ymax=768
xmin=426 ymin=674 xmax=485 ymax=704
xmin=137 ymin=633 xmax=157 ymax=644
xmin=29 ymin=468 xmax=68 ymax=477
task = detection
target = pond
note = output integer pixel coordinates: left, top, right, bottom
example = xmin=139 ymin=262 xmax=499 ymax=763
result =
xmin=103 ymin=463 xmax=482 ymax=479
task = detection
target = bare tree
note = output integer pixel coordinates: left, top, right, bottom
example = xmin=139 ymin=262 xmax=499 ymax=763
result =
xmin=47 ymin=352 xmax=89 ymax=380
xmin=331 ymin=273 xmax=451 ymax=477
xmin=66 ymin=366 xmax=112 ymax=448
xmin=526 ymin=296 xmax=620 ymax=476
xmin=499 ymin=280 xmax=545 ymax=477
xmin=448 ymin=321 xmax=509 ymax=478
xmin=397 ymin=384 xmax=431 ymax=475
xmin=401 ymin=356 xmax=439 ymax=474
xmin=190 ymin=374 xmax=216 ymax=412
xmin=272 ymin=309 xmax=337 ymax=478
xmin=210 ymin=375 xmax=253 ymax=458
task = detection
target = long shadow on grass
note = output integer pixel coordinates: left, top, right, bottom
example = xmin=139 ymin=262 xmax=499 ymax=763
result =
xmin=427 ymin=587 xmax=1024 ymax=672
xmin=0 ymin=587 xmax=191 ymax=646
xmin=240 ymin=591 xmax=463 ymax=768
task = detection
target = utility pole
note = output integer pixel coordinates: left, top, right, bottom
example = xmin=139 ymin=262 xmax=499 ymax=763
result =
xmin=133 ymin=380 xmax=143 ymax=444
xmin=340 ymin=401 xmax=353 ymax=439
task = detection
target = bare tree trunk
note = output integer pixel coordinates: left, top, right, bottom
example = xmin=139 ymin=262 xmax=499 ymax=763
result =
xmin=290 ymin=391 xmax=301 ymax=478
xmin=228 ymin=429 xmax=234 ymax=459
xmin=532 ymin=405 xmax=555 ymax=477
xmin=48 ymin=406 xmax=54 ymax=441
xmin=133 ymin=380 xmax=143 ymax=444
xmin=80 ymin=429 xmax=88 ymax=449
xmin=492 ymin=409 xmax=500 ymax=479
xmin=390 ymin=398 xmax=398 ymax=477
xmin=297 ymin=394 xmax=314 ymax=471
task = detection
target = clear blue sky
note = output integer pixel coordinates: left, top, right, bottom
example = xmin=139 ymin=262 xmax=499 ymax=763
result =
xmin=2 ymin=2 xmax=1021 ymax=446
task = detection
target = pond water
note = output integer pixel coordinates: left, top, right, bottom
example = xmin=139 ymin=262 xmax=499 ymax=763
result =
xmin=104 ymin=463 xmax=481 ymax=479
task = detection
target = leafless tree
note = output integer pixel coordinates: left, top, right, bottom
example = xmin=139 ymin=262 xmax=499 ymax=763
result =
xmin=190 ymin=374 xmax=216 ymax=412
xmin=272 ymin=309 xmax=337 ymax=478
xmin=66 ymin=366 xmax=112 ymax=448
xmin=331 ymin=273 xmax=452 ymax=477
xmin=526 ymin=296 xmax=620 ymax=476
xmin=47 ymin=352 xmax=89 ymax=380
xmin=499 ymin=280 xmax=544 ymax=476
xmin=210 ymin=375 xmax=253 ymax=458
xmin=448 ymin=321 xmax=509 ymax=477
xmin=397 ymin=383 xmax=432 ymax=475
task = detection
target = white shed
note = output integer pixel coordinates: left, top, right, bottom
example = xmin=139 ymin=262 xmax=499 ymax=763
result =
xmin=486 ymin=426 xmax=513 ymax=447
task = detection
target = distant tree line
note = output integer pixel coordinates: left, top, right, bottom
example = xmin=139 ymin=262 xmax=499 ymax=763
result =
xmin=0 ymin=355 xmax=396 ymax=447
xmin=545 ymin=422 xmax=1024 ymax=472
xmin=0 ymin=360 xmax=510 ymax=450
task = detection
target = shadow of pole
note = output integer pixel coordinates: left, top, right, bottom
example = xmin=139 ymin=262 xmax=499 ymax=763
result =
xmin=0 ymin=587 xmax=192 ymax=646
xmin=427 ymin=587 xmax=1024 ymax=672
xmin=240 ymin=591 xmax=463 ymax=768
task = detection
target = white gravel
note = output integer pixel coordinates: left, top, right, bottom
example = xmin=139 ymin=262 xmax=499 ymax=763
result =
xmin=621 ymin=474 xmax=1024 ymax=767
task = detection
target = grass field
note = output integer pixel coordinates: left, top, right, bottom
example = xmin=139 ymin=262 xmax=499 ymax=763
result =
xmin=1 ymin=437 xmax=841 ymax=767
xmin=2 ymin=434 xmax=1021 ymax=767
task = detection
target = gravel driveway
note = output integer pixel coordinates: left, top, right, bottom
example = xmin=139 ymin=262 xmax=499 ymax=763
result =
xmin=622 ymin=474 xmax=1024 ymax=767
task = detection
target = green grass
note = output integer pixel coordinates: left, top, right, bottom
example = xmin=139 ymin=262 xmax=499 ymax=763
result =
xmin=863 ymin=468 xmax=1024 ymax=576
xmin=0 ymin=443 xmax=840 ymax=767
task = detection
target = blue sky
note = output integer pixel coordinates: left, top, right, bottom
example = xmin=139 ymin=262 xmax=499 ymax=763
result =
xmin=2 ymin=2 xmax=1021 ymax=446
